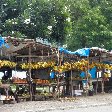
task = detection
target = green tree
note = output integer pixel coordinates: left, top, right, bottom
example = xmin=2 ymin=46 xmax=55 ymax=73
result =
xmin=0 ymin=0 xmax=112 ymax=50
xmin=67 ymin=0 xmax=112 ymax=50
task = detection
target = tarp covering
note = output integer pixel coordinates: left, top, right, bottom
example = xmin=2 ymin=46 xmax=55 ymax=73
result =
xmin=59 ymin=47 xmax=90 ymax=56
xmin=80 ymin=67 xmax=96 ymax=79
xmin=0 ymin=36 xmax=9 ymax=48
xmin=50 ymin=71 xmax=55 ymax=79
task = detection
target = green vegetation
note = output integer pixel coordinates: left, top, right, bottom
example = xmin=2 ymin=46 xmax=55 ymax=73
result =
xmin=0 ymin=0 xmax=112 ymax=50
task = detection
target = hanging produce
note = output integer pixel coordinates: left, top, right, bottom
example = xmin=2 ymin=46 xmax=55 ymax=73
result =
xmin=0 ymin=60 xmax=16 ymax=68
xmin=20 ymin=61 xmax=55 ymax=69
xmin=53 ymin=59 xmax=112 ymax=73
xmin=53 ymin=59 xmax=89 ymax=72
xmin=103 ymin=72 xmax=111 ymax=78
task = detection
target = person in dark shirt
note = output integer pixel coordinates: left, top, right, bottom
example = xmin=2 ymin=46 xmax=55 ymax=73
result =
xmin=8 ymin=87 xmax=14 ymax=96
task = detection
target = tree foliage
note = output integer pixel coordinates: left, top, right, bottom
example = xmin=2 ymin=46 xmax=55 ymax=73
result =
xmin=0 ymin=0 xmax=112 ymax=50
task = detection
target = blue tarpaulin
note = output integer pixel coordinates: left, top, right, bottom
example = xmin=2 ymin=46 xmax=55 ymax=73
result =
xmin=82 ymin=80 xmax=87 ymax=84
xmin=80 ymin=71 xmax=86 ymax=78
xmin=0 ymin=36 xmax=9 ymax=48
xmin=80 ymin=67 xmax=96 ymax=79
xmin=50 ymin=71 xmax=55 ymax=79
xmin=89 ymin=67 xmax=96 ymax=79
xmin=59 ymin=47 xmax=90 ymax=56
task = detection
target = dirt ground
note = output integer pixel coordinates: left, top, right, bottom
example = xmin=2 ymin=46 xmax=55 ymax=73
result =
xmin=0 ymin=93 xmax=112 ymax=112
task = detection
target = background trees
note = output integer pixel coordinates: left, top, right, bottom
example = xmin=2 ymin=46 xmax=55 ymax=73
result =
xmin=0 ymin=0 xmax=112 ymax=50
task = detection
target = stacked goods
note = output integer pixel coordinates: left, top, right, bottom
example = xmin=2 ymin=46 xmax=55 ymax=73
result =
xmin=20 ymin=61 xmax=55 ymax=69
xmin=13 ymin=79 xmax=27 ymax=84
xmin=33 ymin=79 xmax=50 ymax=84
xmin=13 ymin=78 xmax=50 ymax=84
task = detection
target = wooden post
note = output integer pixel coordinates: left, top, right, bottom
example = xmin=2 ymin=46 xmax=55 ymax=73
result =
xmin=101 ymin=78 xmax=104 ymax=93
xmin=86 ymin=56 xmax=89 ymax=96
xmin=57 ymin=48 xmax=60 ymax=99
xmin=49 ymin=85 xmax=50 ymax=93
xmin=96 ymin=51 xmax=101 ymax=94
xmin=96 ymin=72 xmax=98 ymax=94
xmin=57 ymin=74 xmax=60 ymax=99
xmin=28 ymin=44 xmax=33 ymax=101
xmin=70 ymin=70 xmax=73 ymax=97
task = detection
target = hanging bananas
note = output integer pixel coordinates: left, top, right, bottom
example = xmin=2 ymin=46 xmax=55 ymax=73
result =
xmin=53 ymin=59 xmax=112 ymax=73
xmin=20 ymin=61 xmax=55 ymax=69
xmin=0 ymin=60 xmax=16 ymax=68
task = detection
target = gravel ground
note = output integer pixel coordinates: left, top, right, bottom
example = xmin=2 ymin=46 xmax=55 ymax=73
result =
xmin=0 ymin=93 xmax=112 ymax=112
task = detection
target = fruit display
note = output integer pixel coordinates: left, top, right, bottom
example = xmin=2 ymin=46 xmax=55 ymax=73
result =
xmin=13 ymin=78 xmax=50 ymax=84
xmin=53 ymin=59 xmax=112 ymax=73
xmin=33 ymin=79 xmax=50 ymax=84
xmin=13 ymin=79 xmax=27 ymax=84
xmin=53 ymin=59 xmax=88 ymax=72
xmin=22 ymin=93 xmax=30 ymax=97
xmin=91 ymin=62 xmax=112 ymax=70
xmin=19 ymin=59 xmax=112 ymax=78
xmin=20 ymin=61 xmax=55 ymax=69
xmin=103 ymin=72 xmax=111 ymax=78
xmin=0 ymin=60 xmax=16 ymax=68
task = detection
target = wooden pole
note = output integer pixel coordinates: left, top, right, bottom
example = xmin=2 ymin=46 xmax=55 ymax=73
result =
xmin=96 ymin=72 xmax=98 ymax=94
xmin=101 ymin=79 xmax=104 ymax=93
xmin=70 ymin=69 xmax=73 ymax=97
xmin=96 ymin=52 xmax=101 ymax=94
xmin=57 ymin=48 xmax=60 ymax=99
xmin=86 ymin=56 xmax=89 ymax=96
xmin=28 ymin=44 xmax=33 ymax=101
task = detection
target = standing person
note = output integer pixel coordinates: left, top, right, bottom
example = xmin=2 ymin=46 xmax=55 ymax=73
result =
xmin=8 ymin=87 xmax=14 ymax=96
xmin=14 ymin=86 xmax=19 ymax=103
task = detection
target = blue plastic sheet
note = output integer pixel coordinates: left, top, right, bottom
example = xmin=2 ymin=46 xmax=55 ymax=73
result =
xmin=89 ymin=67 xmax=96 ymax=79
xmin=50 ymin=71 xmax=55 ymax=79
xmin=80 ymin=71 xmax=86 ymax=78
xmin=59 ymin=47 xmax=90 ymax=56
xmin=82 ymin=80 xmax=87 ymax=84
xmin=0 ymin=36 xmax=5 ymax=48
xmin=80 ymin=67 xmax=96 ymax=79
xmin=0 ymin=36 xmax=9 ymax=48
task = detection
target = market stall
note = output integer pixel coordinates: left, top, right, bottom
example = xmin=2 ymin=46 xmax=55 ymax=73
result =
xmin=7 ymin=38 xmax=58 ymax=101
xmin=1 ymin=36 xmax=112 ymax=101
xmin=57 ymin=47 xmax=112 ymax=96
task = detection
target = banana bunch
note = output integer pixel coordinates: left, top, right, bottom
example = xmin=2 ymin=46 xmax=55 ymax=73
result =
xmin=89 ymin=62 xmax=95 ymax=69
xmin=104 ymin=72 xmax=111 ymax=78
xmin=0 ymin=60 xmax=16 ymax=68
xmin=93 ymin=63 xmax=112 ymax=70
xmin=20 ymin=61 xmax=55 ymax=69
xmin=103 ymin=64 xmax=112 ymax=70
xmin=53 ymin=59 xmax=89 ymax=72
